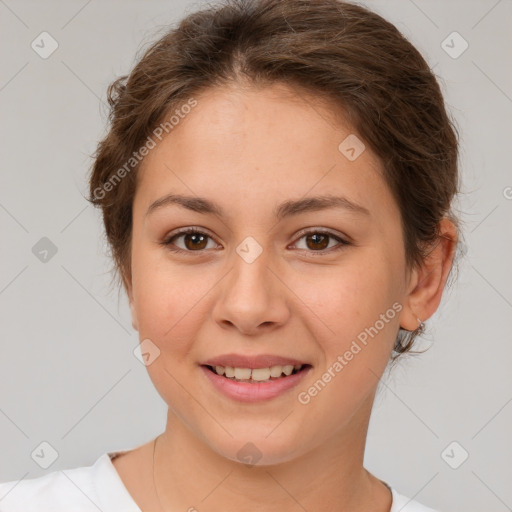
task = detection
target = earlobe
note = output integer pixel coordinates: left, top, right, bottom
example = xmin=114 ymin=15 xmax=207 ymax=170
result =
xmin=399 ymin=265 xmax=423 ymax=331
xmin=400 ymin=219 xmax=457 ymax=332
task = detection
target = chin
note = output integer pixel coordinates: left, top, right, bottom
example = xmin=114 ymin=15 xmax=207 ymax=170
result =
xmin=206 ymin=428 xmax=307 ymax=468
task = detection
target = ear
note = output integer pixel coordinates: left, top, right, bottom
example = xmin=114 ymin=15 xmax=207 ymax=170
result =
xmin=400 ymin=218 xmax=457 ymax=330
xmin=124 ymin=272 xmax=139 ymax=332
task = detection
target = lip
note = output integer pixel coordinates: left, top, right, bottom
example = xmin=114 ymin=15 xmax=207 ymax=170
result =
xmin=200 ymin=364 xmax=312 ymax=403
xmin=202 ymin=353 xmax=309 ymax=369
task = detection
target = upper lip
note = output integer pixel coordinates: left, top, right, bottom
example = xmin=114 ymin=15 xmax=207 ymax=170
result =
xmin=202 ymin=353 xmax=310 ymax=369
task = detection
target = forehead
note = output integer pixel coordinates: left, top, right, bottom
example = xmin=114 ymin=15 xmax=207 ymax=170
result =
xmin=161 ymin=82 xmax=357 ymax=157
xmin=134 ymin=82 xmax=395 ymax=223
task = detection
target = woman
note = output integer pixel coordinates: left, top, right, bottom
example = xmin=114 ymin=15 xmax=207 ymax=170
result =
xmin=0 ymin=0 xmax=459 ymax=510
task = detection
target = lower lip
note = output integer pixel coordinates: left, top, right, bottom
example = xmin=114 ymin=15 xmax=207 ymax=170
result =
xmin=200 ymin=365 xmax=311 ymax=402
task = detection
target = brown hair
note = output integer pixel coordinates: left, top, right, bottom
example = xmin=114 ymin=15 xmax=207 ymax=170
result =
xmin=88 ymin=0 xmax=460 ymax=358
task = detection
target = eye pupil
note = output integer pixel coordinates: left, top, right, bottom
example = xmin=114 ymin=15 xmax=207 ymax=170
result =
xmin=185 ymin=233 xmax=207 ymax=250
xmin=307 ymin=233 xmax=329 ymax=250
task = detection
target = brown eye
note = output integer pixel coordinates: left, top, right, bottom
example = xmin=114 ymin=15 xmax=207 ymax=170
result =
xmin=162 ymin=229 xmax=218 ymax=253
xmin=305 ymin=233 xmax=330 ymax=251
xmin=293 ymin=230 xmax=349 ymax=254
xmin=182 ymin=232 xmax=208 ymax=250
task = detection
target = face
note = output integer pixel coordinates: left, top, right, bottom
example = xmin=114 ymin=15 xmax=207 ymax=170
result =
xmin=128 ymin=83 xmax=412 ymax=465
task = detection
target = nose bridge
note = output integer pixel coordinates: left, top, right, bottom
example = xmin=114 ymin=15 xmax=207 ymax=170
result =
xmin=231 ymin=245 xmax=271 ymax=298
xmin=212 ymin=239 xmax=289 ymax=333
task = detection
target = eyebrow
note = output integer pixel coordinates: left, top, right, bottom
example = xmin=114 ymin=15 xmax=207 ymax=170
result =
xmin=146 ymin=193 xmax=370 ymax=219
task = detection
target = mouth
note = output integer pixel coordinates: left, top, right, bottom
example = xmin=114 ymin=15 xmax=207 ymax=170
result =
xmin=202 ymin=363 xmax=311 ymax=383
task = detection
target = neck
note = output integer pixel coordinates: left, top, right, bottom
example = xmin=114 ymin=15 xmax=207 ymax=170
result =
xmin=152 ymin=396 xmax=391 ymax=512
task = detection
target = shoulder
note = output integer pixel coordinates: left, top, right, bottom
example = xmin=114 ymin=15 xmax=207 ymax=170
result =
xmin=0 ymin=458 xmax=104 ymax=511
xmin=390 ymin=487 xmax=442 ymax=512
xmin=0 ymin=452 xmax=140 ymax=512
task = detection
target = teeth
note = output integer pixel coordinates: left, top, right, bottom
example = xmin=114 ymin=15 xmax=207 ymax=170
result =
xmin=269 ymin=365 xmax=283 ymax=378
xmin=234 ymin=367 xmax=251 ymax=380
xmin=251 ymin=368 xmax=271 ymax=381
xmin=212 ymin=364 xmax=304 ymax=381
xmin=282 ymin=365 xmax=294 ymax=376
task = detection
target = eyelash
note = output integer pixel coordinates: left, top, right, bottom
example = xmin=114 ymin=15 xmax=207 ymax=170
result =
xmin=160 ymin=227 xmax=350 ymax=256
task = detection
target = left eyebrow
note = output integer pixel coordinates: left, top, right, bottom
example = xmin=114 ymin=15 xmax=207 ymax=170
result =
xmin=145 ymin=193 xmax=371 ymax=219
xmin=274 ymin=195 xmax=370 ymax=219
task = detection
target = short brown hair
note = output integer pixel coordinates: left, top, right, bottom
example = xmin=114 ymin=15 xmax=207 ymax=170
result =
xmin=88 ymin=0 xmax=460 ymax=358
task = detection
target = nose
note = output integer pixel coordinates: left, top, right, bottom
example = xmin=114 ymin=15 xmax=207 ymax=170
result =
xmin=211 ymin=247 xmax=291 ymax=336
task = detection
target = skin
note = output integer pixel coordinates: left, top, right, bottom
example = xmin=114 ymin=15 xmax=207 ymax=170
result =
xmin=113 ymin=82 xmax=457 ymax=511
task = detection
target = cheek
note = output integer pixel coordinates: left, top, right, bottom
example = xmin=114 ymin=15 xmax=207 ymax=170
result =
xmin=292 ymin=261 xmax=401 ymax=427
xmin=131 ymin=247 xmax=217 ymax=355
xmin=291 ymin=253 xmax=401 ymax=346
xmin=131 ymin=260 xmax=214 ymax=408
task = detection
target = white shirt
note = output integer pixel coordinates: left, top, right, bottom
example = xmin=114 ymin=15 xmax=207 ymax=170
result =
xmin=0 ymin=449 xmax=441 ymax=511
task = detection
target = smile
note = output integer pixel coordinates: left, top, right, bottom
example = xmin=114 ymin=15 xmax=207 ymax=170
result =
xmin=205 ymin=363 xmax=306 ymax=383
xmin=200 ymin=363 xmax=312 ymax=402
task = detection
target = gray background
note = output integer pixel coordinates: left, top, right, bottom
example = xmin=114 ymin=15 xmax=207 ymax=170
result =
xmin=0 ymin=1 xmax=511 ymax=510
